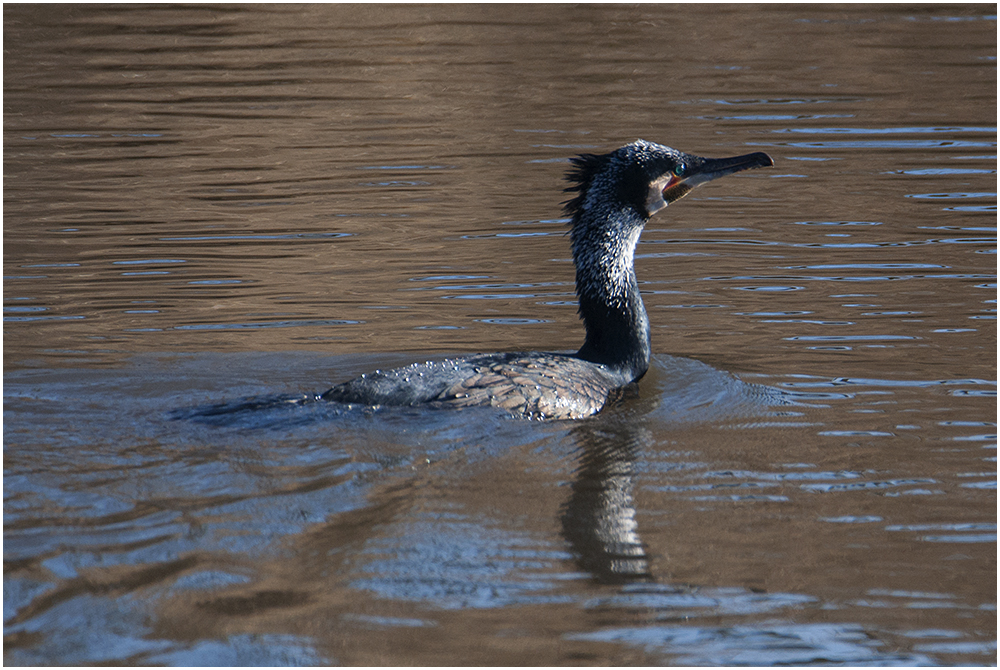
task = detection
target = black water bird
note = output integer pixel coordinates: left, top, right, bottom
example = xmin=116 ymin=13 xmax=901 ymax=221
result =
xmin=321 ymin=140 xmax=773 ymax=419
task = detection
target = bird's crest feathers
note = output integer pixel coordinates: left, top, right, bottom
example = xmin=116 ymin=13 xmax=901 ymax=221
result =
xmin=562 ymin=152 xmax=610 ymax=219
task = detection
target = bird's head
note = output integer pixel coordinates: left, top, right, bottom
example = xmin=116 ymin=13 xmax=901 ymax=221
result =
xmin=564 ymin=139 xmax=773 ymax=220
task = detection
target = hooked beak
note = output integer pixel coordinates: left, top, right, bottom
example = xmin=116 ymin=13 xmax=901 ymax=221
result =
xmin=661 ymin=151 xmax=773 ymax=205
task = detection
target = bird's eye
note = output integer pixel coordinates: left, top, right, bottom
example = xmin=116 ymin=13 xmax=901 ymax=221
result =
xmin=673 ymin=165 xmax=686 ymax=177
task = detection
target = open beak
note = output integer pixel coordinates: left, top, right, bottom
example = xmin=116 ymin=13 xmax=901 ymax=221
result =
xmin=662 ymin=151 xmax=773 ymax=204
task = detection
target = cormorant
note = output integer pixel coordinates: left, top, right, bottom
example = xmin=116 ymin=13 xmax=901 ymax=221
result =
xmin=321 ymin=140 xmax=773 ymax=419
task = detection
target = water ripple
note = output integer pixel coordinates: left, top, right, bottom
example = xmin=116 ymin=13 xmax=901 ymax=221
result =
xmin=775 ymin=126 xmax=995 ymax=135
xmin=174 ymin=319 xmax=361 ymax=331
xmin=161 ymin=232 xmax=352 ymax=242
xmin=754 ymin=140 xmax=996 ymax=149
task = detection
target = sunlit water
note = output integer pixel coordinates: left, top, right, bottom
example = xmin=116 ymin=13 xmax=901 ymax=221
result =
xmin=4 ymin=5 xmax=996 ymax=666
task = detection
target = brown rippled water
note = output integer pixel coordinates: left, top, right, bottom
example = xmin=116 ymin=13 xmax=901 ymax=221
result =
xmin=4 ymin=4 xmax=996 ymax=666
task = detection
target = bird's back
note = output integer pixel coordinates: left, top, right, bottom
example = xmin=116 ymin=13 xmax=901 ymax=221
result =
xmin=321 ymin=352 xmax=629 ymax=420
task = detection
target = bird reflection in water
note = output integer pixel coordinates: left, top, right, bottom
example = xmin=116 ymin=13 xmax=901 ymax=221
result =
xmin=560 ymin=414 xmax=654 ymax=584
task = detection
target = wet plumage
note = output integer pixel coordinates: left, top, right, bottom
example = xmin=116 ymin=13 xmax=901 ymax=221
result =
xmin=321 ymin=352 xmax=627 ymax=420
xmin=322 ymin=140 xmax=773 ymax=419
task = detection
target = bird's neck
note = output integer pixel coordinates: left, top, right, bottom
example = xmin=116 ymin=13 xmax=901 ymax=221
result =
xmin=571 ymin=208 xmax=651 ymax=382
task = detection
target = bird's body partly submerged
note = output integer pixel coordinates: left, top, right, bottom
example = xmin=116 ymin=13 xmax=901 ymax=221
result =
xmin=321 ymin=352 xmax=627 ymax=420
xmin=322 ymin=140 xmax=773 ymax=420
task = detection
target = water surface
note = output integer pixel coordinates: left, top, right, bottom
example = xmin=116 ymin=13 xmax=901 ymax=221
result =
xmin=4 ymin=4 xmax=996 ymax=665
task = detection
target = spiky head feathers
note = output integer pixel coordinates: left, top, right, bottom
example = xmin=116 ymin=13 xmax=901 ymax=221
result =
xmin=562 ymin=140 xmax=694 ymax=220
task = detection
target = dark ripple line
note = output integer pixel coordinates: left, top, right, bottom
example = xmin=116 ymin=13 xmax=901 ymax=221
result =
xmin=703 ymin=273 xmax=995 ymax=282
xmin=780 ymin=377 xmax=995 ymax=389
xmin=160 ymin=232 xmax=352 ymax=241
xmin=4 ymin=315 xmax=86 ymax=323
xmin=642 ymin=237 xmax=996 ymax=249
xmin=802 ymin=478 xmax=938 ymax=493
xmin=774 ymin=126 xmax=996 ymax=135
xmin=406 ymin=281 xmax=564 ymax=292
xmin=174 ymin=319 xmax=361 ymax=331
xmin=752 ymin=139 xmax=996 ymax=149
